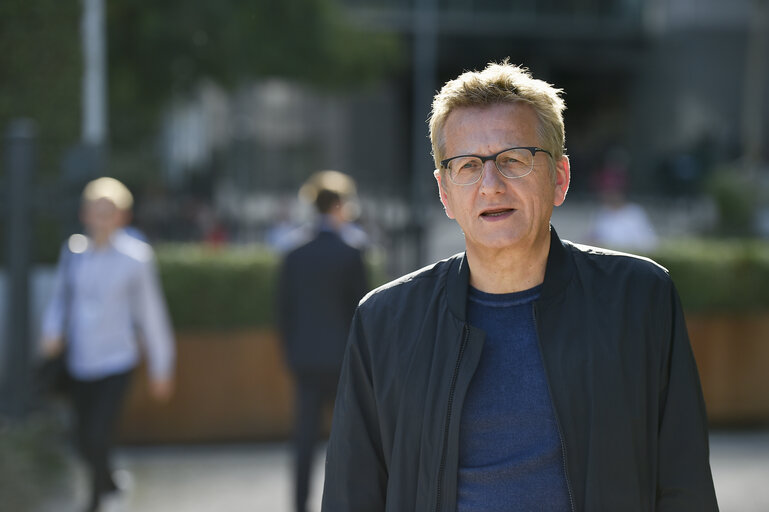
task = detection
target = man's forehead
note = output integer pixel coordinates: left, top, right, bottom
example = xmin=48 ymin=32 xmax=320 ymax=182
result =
xmin=443 ymin=103 xmax=538 ymax=145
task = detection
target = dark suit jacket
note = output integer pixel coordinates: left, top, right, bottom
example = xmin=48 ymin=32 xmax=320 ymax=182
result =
xmin=277 ymin=228 xmax=368 ymax=374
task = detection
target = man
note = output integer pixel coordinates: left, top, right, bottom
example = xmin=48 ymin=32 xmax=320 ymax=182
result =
xmin=277 ymin=171 xmax=368 ymax=512
xmin=41 ymin=177 xmax=175 ymax=512
xmin=322 ymin=61 xmax=718 ymax=511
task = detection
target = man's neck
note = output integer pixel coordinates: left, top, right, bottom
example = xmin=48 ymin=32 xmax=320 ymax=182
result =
xmin=466 ymin=230 xmax=551 ymax=294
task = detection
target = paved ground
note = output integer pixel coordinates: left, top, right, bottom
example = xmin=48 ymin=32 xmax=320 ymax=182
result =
xmin=708 ymin=430 xmax=769 ymax=512
xmin=50 ymin=429 xmax=769 ymax=512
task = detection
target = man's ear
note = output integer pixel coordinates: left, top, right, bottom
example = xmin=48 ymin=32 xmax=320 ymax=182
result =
xmin=553 ymin=155 xmax=570 ymax=207
xmin=433 ymin=169 xmax=455 ymax=219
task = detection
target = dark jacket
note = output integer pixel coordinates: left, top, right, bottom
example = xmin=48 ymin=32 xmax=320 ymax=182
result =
xmin=322 ymin=228 xmax=718 ymax=512
xmin=277 ymin=228 xmax=367 ymax=375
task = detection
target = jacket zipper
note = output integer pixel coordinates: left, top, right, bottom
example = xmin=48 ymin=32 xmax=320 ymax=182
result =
xmin=434 ymin=324 xmax=470 ymax=512
xmin=533 ymin=306 xmax=576 ymax=512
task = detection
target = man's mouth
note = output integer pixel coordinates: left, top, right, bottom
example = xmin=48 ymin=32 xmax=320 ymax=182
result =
xmin=480 ymin=208 xmax=515 ymax=217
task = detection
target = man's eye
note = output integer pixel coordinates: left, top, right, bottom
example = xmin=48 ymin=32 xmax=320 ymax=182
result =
xmin=458 ymin=159 xmax=481 ymax=170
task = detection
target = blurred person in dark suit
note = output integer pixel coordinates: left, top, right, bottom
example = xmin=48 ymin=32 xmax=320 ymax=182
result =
xmin=269 ymin=171 xmax=370 ymax=254
xmin=277 ymin=170 xmax=368 ymax=512
xmin=40 ymin=177 xmax=175 ymax=512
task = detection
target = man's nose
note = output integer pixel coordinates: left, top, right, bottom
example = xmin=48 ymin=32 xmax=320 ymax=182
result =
xmin=479 ymin=159 xmax=505 ymax=192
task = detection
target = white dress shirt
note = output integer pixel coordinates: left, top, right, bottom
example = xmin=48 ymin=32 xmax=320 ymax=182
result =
xmin=42 ymin=229 xmax=175 ymax=381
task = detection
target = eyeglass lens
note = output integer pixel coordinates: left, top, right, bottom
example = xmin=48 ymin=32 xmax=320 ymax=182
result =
xmin=447 ymin=148 xmax=534 ymax=184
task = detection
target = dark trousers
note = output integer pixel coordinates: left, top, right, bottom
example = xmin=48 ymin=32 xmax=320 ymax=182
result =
xmin=70 ymin=369 xmax=133 ymax=510
xmin=293 ymin=371 xmax=339 ymax=512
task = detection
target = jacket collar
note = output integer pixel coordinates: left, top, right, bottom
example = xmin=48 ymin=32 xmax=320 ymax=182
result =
xmin=540 ymin=226 xmax=574 ymax=302
xmin=446 ymin=226 xmax=574 ymax=321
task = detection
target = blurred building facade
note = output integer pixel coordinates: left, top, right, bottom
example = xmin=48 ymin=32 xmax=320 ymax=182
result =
xmin=346 ymin=0 xmax=764 ymax=189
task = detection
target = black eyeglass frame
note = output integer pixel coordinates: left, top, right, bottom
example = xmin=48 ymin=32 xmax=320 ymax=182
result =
xmin=440 ymin=146 xmax=553 ymax=185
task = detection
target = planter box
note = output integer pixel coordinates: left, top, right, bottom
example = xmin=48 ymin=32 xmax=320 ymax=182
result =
xmin=687 ymin=312 xmax=769 ymax=425
xmin=119 ymin=329 xmax=294 ymax=443
xmin=118 ymin=313 xmax=769 ymax=443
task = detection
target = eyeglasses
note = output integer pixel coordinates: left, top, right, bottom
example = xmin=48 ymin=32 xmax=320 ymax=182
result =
xmin=440 ymin=146 xmax=552 ymax=185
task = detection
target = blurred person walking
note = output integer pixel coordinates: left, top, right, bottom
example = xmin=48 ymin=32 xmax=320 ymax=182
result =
xmin=39 ymin=177 xmax=175 ymax=512
xmin=589 ymin=149 xmax=658 ymax=252
xmin=277 ymin=171 xmax=368 ymax=512
xmin=322 ymin=61 xmax=717 ymax=511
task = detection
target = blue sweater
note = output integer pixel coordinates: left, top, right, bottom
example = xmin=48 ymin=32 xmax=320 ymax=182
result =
xmin=457 ymin=285 xmax=571 ymax=511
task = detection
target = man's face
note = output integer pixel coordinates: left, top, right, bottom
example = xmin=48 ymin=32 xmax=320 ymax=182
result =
xmin=80 ymin=197 xmax=126 ymax=240
xmin=433 ymin=103 xmax=570 ymax=256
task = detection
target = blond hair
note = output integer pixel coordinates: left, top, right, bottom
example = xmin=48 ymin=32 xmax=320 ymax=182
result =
xmin=299 ymin=170 xmax=360 ymax=220
xmin=82 ymin=177 xmax=134 ymax=211
xmin=429 ymin=60 xmax=566 ymax=176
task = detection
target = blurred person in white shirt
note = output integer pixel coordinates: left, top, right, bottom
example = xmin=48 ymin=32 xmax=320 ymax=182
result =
xmin=40 ymin=177 xmax=175 ymax=512
xmin=590 ymin=152 xmax=658 ymax=252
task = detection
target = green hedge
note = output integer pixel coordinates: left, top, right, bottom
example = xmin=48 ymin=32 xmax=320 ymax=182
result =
xmin=155 ymin=240 xmax=769 ymax=330
xmin=651 ymin=239 xmax=769 ymax=313
xmin=157 ymin=245 xmax=280 ymax=330
xmin=156 ymin=244 xmax=388 ymax=330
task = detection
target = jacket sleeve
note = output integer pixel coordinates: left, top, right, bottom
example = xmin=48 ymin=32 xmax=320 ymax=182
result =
xmin=656 ymin=283 xmax=719 ymax=511
xmin=322 ymin=309 xmax=387 ymax=511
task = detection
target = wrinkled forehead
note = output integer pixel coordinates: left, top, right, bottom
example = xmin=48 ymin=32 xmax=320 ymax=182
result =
xmin=441 ymin=103 xmax=540 ymax=149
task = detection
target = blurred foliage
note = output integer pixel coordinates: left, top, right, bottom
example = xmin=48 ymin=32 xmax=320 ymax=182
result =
xmin=156 ymin=243 xmax=388 ymax=329
xmin=34 ymin=215 xmax=68 ymax=265
xmin=0 ymin=1 xmax=81 ymax=174
xmin=107 ymin=0 xmax=403 ymax=146
xmin=652 ymin=239 xmax=769 ymax=312
xmin=154 ymin=239 xmax=769 ymax=332
xmin=157 ymin=244 xmax=280 ymax=329
xmin=705 ymin=166 xmax=759 ymax=236
xmin=0 ymin=415 xmax=71 ymax=510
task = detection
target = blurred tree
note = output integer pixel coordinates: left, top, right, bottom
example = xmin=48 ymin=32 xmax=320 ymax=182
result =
xmin=107 ymin=0 xmax=403 ymax=146
xmin=0 ymin=2 xmax=81 ymax=264
xmin=0 ymin=0 xmax=80 ymax=173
